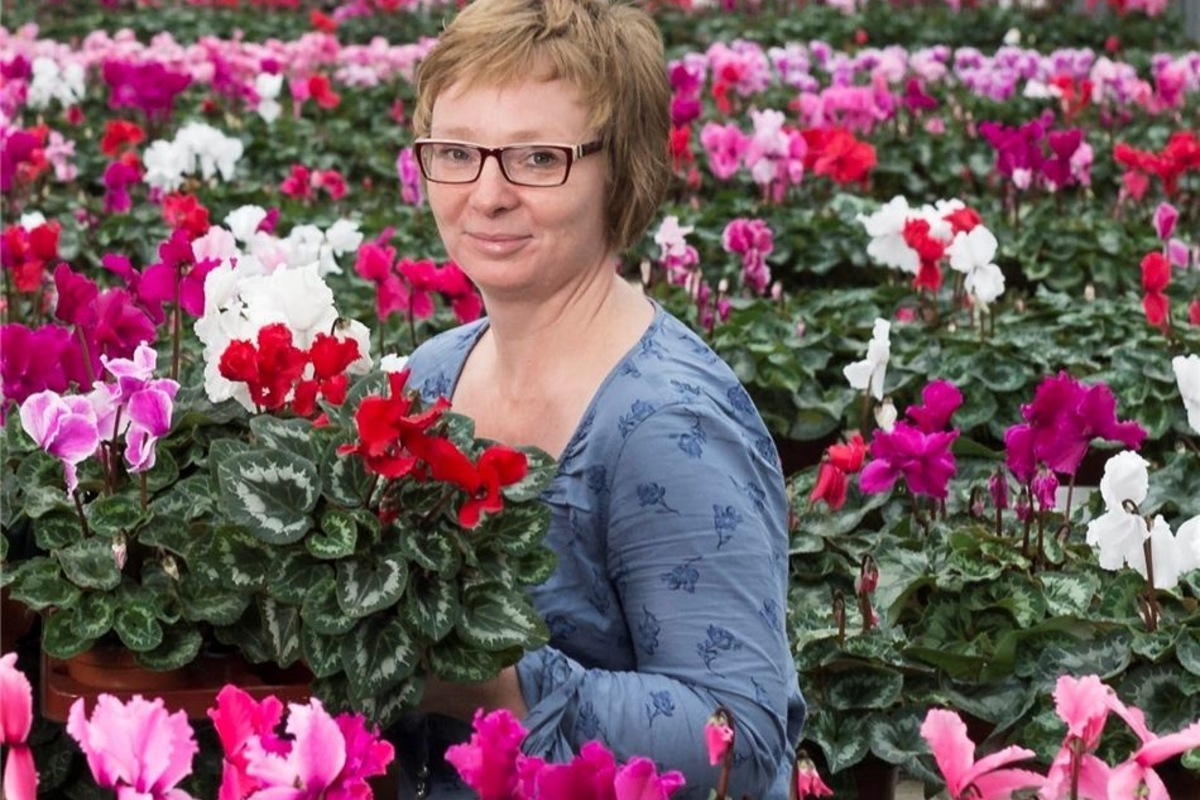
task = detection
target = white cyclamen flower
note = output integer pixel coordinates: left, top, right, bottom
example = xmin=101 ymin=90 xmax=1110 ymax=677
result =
xmin=321 ymin=219 xmax=364 ymax=274
xmin=175 ymin=122 xmax=244 ymax=182
xmin=225 ymin=205 xmax=268 ymax=244
xmin=255 ymin=72 xmax=284 ymax=124
xmin=858 ymin=196 xmax=918 ymax=274
xmin=947 ymin=225 xmax=1006 ymax=306
xmin=380 ymin=354 xmax=410 ymax=373
xmin=142 ymin=140 xmax=190 ymax=192
xmin=654 ymin=216 xmax=695 ymax=260
xmin=1173 ymin=354 xmax=1200 ymax=434
xmin=1086 ymin=451 xmax=1151 ymax=573
xmin=27 ymin=57 xmax=86 ymax=110
xmin=843 ymin=318 xmax=891 ymax=401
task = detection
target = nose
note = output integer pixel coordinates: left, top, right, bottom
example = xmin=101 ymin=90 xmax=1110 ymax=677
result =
xmin=468 ymin=153 xmax=517 ymax=215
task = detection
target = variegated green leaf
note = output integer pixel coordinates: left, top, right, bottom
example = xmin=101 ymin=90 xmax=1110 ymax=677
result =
xmin=1039 ymin=572 xmax=1100 ymax=617
xmin=302 ymin=574 xmax=358 ymax=635
xmin=483 ymin=503 xmax=551 ymax=556
xmin=217 ymin=449 xmax=319 ymax=545
xmin=308 ymin=509 xmax=358 ymax=559
xmin=41 ymin=609 xmax=95 ymax=659
xmin=258 ymin=595 xmax=304 ymax=666
xmin=806 ymin=708 xmax=870 ymax=774
xmin=429 ymin=635 xmax=505 ymax=683
xmin=1032 ymin=630 xmax=1133 ymax=685
xmin=114 ymin=602 xmax=163 ymax=651
xmin=341 ymin=616 xmax=418 ymax=700
xmin=499 ymin=447 xmax=556 ymax=503
xmin=250 ymin=415 xmax=319 ymax=462
xmin=402 ymin=571 xmax=459 ymax=642
xmin=33 ymin=509 xmax=85 ymax=550
xmin=330 ymin=372 xmax=389 ymax=429
xmin=151 ymin=474 xmax=215 ymax=520
xmin=1132 ymin=628 xmax=1178 ymax=661
xmin=302 ymin=626 xmax=346 ymax=678
xmin=397 ymin=524 xmax=460 ymax=575
xmin=187 ymin=525 xmax=270 ymax=592
xmin=57 ymin=538 xmax=122 ymax=591
xmin=137 ymin=515 xmax=194 ymax=556
xmin=69 ymin=592 xmax=115 ymax=640
xmin=144 ymin=449 xmax=180 ymax=493
xmin=514 ymin=547 xmax=556 ymax=586
xmin=457 ymin=585 xmax=547 ymax=652
xmin=1120 ymin=664 xmax=1200 ymax=734
xmin=321 ymin=435 xmax=374 ymax=507
xmin=350 ymin=674 xmax=425 ymax=729
xmin=267 ymin=550 xmax=331 ymax=606
xmin=1177 ymin=630 xmax=1200 ymax=676
xmin=137 ymin=625 xmax=203 ymax=670
xmin=18 ymin=450 xmax=72 ymax=518
xmin=336 ymin=556 xmax=408 ymax=618
xmin=179 ymin=580 xmax=250 ymax=626
xmin=9 ymin=559 xmax=80 ymax=610
xmin=206 ymin=437 xmax=253 ymax=467
xmin=826 ymin=666 xmax=903 ymax=710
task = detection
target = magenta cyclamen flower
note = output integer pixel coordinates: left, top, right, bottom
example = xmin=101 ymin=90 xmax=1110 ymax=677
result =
xmin=66 ymin=694 xmax=198 ymax=799
xmin=1004 ymin=372 xmax=1146 ymax=482
xmin=445 ymin=708 xmax=528 ymax=800
xmin=103 ymin=60 xmax=192 ymax=121
xmin=208 ymin=684 xmax=287 ymax=800
xmin=1 ymin=323 xmax=77 ymax=409
xmin=905 ymin=379 xmax=963 ymax=433
xmin=19 ymin=390 xmax=100 ymax=495
xmin=860 ymin=421 xmax=959 ymax=500
xmin=140 ymin=229 xmax=218 ymax=318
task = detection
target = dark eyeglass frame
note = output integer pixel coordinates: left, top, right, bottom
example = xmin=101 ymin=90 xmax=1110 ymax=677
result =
xmin=413 ymin=139 xmax=605 ymax=187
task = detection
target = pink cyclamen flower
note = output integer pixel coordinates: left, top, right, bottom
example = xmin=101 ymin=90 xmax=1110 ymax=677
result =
xmin=0 ymin=653 xmax=38 ymax=800
xmin=66 ymin=694 xmax=198 ymax=799
xmin=444 ymin=708 xmax=529 ymax=800
xmin=859 ymin=421 xmax=959 ymax=500
xmin=704 ymin=717 xmax=734 ymax=765
xmin=921 ymin=709 xmax=1045 ymax=800
xmin=19 ymin=390 xmax=100 ymax=495
xmin=123 ymin=379 xmax=179 ymax=472
xmin=1152 ymin=202 xmax=1177 ymax=240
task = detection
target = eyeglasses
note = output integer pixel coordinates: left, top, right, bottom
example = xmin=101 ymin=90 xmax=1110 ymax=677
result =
xmin=413 ymin=139 xmax=604 ymax=187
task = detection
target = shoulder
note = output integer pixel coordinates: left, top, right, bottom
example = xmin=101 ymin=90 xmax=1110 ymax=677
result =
xmin=591 ymin=308 xmax=777 ymax=464
xmin=404 ymin=319 xmax=488 ymax=403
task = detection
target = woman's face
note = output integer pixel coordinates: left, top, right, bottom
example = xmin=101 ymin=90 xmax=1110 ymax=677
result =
xmin=425 ymin=78 xmax=610 ymax=302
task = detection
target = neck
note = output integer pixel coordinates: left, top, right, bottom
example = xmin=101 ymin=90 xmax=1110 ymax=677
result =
xmin=479 ymin=264 xmax=646 ymax=390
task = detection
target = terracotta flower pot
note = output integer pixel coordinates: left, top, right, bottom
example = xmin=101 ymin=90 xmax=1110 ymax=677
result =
xmin=63 ymin=646 xmax=192 ymax=693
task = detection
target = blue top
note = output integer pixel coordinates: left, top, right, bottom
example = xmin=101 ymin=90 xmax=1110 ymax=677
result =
xmin=403 ymin=301 xmax=806 ymax=799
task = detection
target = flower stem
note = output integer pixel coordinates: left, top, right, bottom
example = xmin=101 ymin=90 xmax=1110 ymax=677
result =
xmin=171 ymin=267 xmax=182 ymax=381
xmin=1142 ymin=536 xmax=1159 ymax=633
xmin=140 ymin=472 xmax=148 ymax=510
xmin=72 ymin=489 xmax=90 ymax=537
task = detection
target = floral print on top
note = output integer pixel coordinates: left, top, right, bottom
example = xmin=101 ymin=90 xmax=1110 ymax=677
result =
xmin=404 ymin=301 xmax=806 ymax=799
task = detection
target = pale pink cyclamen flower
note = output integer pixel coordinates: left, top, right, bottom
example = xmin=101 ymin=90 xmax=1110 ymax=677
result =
xmin=699 ymin=122 xmax=748 ymax=180
xmin=0 ymin=653 xmax=38 ymax=800
xmin=66 ymin=694 xmax=199 ymax=800
xmin=921 ymin=709 xmax=1046 ymax=800
xmin=19 ymin=389 xmax=100 ymax=495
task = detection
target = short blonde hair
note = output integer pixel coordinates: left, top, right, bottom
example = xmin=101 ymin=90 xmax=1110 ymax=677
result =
xmin=413 ymin=0 xmax=671 ymax=253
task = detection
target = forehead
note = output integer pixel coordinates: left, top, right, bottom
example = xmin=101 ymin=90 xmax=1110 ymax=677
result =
xmin=430 ymin=78 xmax=591 ymax=143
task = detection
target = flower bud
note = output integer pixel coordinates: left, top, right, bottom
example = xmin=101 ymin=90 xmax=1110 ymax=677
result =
xmin=874 ymin=397 xmax=897 ymax=433
xmin=161 ymin=553 xmax=180 ymax=580
xmin=1084 ymin=284 xmax=1095 ymax=302
xmin=112 ymin=534 xmax=128 ymax=570
xmin=704 ymin=711 xmax=734 ymax=766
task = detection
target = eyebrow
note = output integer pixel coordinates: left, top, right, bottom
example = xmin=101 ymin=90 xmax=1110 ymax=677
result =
xmin=430 ymin=127 xmax=565 ymax=143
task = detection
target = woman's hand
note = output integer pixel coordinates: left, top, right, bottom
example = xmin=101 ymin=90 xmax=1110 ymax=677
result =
xmin=418 ymin=665 xmax=528 ymax=722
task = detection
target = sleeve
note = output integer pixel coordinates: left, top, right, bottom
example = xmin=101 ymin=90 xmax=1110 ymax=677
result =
xmin=514 ymin=401 xmax=795 ymax=798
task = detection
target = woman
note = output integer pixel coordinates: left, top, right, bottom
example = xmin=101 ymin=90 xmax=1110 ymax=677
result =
xmin=396 ymin=0 xmax=806 ymax=796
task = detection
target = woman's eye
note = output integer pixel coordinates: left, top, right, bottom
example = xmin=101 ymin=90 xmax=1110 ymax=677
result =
xmin=526 ymin=149 xmax=564 ymax=168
